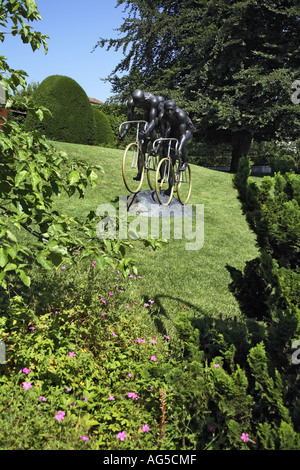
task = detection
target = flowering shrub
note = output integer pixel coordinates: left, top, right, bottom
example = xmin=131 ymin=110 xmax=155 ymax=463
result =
xmin=0 ymin=261 xmax=300 ymax=449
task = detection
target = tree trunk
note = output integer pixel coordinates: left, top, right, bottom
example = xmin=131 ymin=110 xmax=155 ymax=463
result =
xmin=230 ymin=130 xmax=253 ymax=173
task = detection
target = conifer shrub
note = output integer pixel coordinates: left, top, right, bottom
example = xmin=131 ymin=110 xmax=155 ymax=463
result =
xmin=226 ymin=157 xmax=300 ymax=435
xmin=25 ymin=75 xmax=96 ymax=145
xmin=92 ymin=107 xmax=115 ymax=147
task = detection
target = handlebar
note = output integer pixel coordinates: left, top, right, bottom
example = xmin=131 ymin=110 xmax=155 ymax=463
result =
xmin=118 ymin=120 xmax=147 ymax=135
xmin=152 ymin=137 xmax=179 ymax=155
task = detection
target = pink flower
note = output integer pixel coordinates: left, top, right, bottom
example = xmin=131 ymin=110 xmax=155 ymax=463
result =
xmin=241 ymin=432 xmax=249 ymax=442
xmin=79 ymin=436 xmax=89 ymax=442
xmin=109 ymin=394 xmax=115 ymax=401
xmin=127 ymin=392 xmax=138 ymax=400
xmin=127 ymin=373 xmax=133 ymax=377
xmin=61 ymin=266 xmax=66 ymax=270
xmin=137 ymin=338 xmax=145 ymax=343
xmin=28 ymin=326 xmax=35 ymax=330
xmin=112 ymin=332 xmax=117 ymax=337
xmin=55 ymin=410 xmax=65 ymax=421
xmin=100 ymin=298 xmax=106 ymax=303
xmin=142 ymin=424 xmax=150 ymax=433
xmin=102 ymin=312 xmax=105 ymax=317
xmin=144 ymin=303 xmax=149 ymax=307
xmin=39 ymin=396 xmax=47 ymax=402
xmin=151 ymin=355 xmax=157 ymax=362
xmin=150 ymin=339 xmax=156 ymax=344
xmin=22 ymin=367 xmax=31 ymax=374
xmin=214 ymin=363 xmax=220 ymax=368
xmin=128 ymin=274 xmax=133 ymax=278
xmin=108 ymin=292 xmax=113 ymax=296
xmin=66 ymin=387 xmax=72 ymax=392
xmin=117 ymin=431 xmax=128 ymax=441
xmin=148 ymin=299 xmax=154 ymax=303
xmin=84 ymin=395 xmax=88 ymax=402
xmin=164 ymin=335 xmax=170 ymax=340
xmin=68 ymin=352 xmax=75 ymax=358
xmin=22 ymin=382 xmax=32 ymax=390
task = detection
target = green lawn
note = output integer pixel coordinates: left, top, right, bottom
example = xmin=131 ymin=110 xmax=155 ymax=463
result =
xmin=52 ymin=141 xmax=258 ymax=324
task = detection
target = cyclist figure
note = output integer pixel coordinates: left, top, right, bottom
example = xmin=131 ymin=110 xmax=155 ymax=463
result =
xmin=119 ymin=89 xmax=165 ymax=180
xmin=158 ymin=99 xmax=195 ymax=171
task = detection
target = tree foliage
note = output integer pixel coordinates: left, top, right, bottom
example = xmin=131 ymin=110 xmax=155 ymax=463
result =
xmin=0 ymin=1 xmax=123 ymax=290
xmin=96 ymin=0 xmax=300 ymax=171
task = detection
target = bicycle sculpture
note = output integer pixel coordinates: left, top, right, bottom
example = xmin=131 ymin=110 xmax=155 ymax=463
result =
xmin=120 ymin=89 xmax=195 ymax=206
xmin=119 ymin=119 xmax=159 ymax=194
xmin=154 ymin=137 xmax=192 ymax=206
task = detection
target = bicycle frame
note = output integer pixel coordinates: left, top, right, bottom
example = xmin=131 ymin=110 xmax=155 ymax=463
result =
xmin=119 ymin=120 xmax=147 ymax=143
xmin=152 ymin=137 xmax=179 ymax=182
xmin=152 ymin=138 xmax=179 ymax=158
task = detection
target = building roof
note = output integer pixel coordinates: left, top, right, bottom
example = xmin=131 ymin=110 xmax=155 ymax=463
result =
xmin=89 ymin=97 xmax=103 ymax=106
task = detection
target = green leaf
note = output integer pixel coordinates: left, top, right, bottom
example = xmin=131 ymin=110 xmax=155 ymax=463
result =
xmin=4 ymin=263 xmax=17 ymax=272
xmin=35 ymin=108 xmax=44 ymax=121
xmin=48 ymin=243 xmax=68 ymax=255
xmin=15 ymin=170 xmax=28 ymax=187
xmin=30 ymin=169 xmax=41 ymax=191
xmin=68 ymin=170 xmax=80 ymax=186
xmin=6 ymin=230 xmax=17 ymax=243
xmin=7 ymin=246 xmax=18 ymax=259
xmin=0 ymin=248 xmax=8 ymax=268
xmin=18 ymin=269 xmax=31 ymax=287
xmin=36 ymin=254 xmax=53 ymax=270
xmin=89 ymin=169 xmax=99 ymax=188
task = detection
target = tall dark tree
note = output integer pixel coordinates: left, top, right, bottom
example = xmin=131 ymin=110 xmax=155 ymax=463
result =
xmin=95 ymin=0 xmax=300 ymax=171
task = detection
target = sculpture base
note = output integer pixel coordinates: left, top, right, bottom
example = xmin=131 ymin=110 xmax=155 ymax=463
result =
xmin=127 ymin=190 xmax=194 ymax=218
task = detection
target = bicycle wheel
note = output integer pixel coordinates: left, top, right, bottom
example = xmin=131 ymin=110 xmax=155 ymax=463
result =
xmin=146 ymin=152 xmax=159 ymax=190
xmin=122 ymin=142 xmax=145 ymax=193
xmin=155 ymin=157 xmax=174 ymax=206
xmin=177 ymin=163 xmax=192 ymax=204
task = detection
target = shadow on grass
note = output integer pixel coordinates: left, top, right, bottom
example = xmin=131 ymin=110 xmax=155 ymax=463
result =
xmin=144 ymin=292 xmax=267 ymax=366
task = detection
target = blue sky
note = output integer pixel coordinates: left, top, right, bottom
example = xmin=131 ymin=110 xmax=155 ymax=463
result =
xmin=2 ymin=0 xmax=127 ymax=102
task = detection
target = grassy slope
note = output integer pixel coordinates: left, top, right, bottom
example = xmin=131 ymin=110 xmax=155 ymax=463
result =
xmin=52 ymin=141 xmax=258 ymax=325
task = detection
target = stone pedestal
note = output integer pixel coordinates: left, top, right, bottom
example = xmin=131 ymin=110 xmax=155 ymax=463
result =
xmin=127 ymin=190 xmax=194 ymax=218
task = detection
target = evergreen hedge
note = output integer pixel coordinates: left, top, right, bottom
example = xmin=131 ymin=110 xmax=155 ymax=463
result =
xmin=25 ymin=75 xmax=96 ymax=145
xmin=93 ymin=107 xmax=115 ymax=147
xmin=226 ymin=157 xmax=300 ymax=436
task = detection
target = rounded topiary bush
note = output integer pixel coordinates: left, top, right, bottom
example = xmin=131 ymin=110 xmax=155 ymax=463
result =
xmin=25 ymin=75 xmax=96 ymax=145
xmin=93 ymin=107 xmax=115 ymax=147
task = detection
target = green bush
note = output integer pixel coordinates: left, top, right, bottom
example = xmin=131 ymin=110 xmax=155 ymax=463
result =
xmin=1 ymin=256 xmax=300 ymax=450
xmin=25 ymin=75 xmax=96 ymax=145
xmin=93 ymin=108 xmax=115 ymax=147
xmin=96 ymin=102 xmax=128 ymax=148
xmin=226 ymin=157 xmax=300 ymax=429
